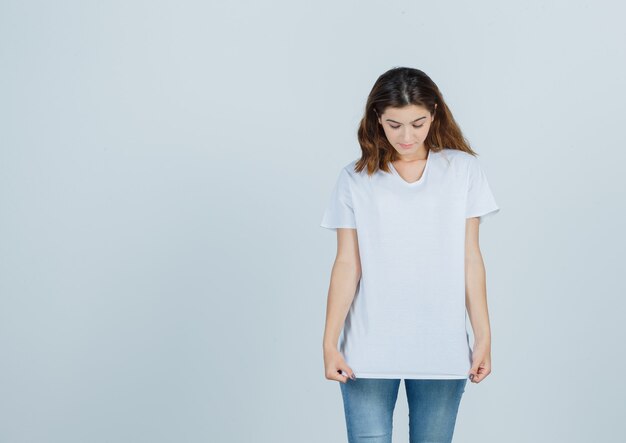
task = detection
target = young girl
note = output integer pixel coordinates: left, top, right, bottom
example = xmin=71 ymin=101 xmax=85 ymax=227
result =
xmin=320 ymin=67 xmax=500 ymax=443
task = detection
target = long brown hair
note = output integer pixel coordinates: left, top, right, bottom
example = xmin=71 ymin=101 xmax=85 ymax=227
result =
xmin=355 ymin=67 xmax=477 ymax=175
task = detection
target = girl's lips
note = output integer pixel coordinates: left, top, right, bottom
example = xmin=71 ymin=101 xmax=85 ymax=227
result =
xmin=399 ymin=143 xmax=414 ymax=148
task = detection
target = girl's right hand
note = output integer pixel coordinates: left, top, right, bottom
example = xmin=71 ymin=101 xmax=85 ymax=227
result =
xmin=323 ymin=347 xmax=356 ymax=383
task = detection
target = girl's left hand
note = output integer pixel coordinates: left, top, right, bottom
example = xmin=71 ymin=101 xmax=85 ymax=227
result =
xmin=469 ymin=341 xmax=491 ymax=383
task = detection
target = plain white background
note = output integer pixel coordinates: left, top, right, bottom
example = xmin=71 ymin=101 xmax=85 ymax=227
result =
xmin=1 ymin=1 xmax=625 ymax=442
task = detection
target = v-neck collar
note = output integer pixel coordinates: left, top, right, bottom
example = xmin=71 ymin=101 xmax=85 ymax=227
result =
xmin=389 ymin=149 xmax=435 ymax=186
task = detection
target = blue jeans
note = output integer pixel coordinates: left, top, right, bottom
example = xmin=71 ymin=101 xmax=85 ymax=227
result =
xmin=339 ymin=378 xmax=467 ymax=443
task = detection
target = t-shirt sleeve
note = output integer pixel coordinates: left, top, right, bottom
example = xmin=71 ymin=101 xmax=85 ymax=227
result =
xmin=465 ymin=156 xmax=500 ymax=224
xmin=320 ymin=168 xmax=357 ymax=231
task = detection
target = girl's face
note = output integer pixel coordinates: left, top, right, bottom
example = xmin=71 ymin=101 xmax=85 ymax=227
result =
xmin=377 ymin=104 xmax=436 ymax=157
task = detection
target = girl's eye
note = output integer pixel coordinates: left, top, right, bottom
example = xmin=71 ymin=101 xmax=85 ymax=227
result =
xmin=390 ymin=125 xmax=424 ymax=129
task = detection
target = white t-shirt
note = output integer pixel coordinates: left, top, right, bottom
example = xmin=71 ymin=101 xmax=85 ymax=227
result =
xmin=320 ymin=147 xmax=500 ymax=379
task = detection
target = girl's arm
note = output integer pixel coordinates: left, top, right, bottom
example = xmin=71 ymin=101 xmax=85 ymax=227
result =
xmin=322 ymin=228 xmax=361 ymax=382
xmin=464 ymin=217 xmax=492 ymax=383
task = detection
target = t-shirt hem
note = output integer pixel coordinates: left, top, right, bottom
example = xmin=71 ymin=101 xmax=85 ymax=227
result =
xmin=466 ymin=207 xmax=500 ymax=224
xmin=320 ymin=223 xmax=357 ymax=230
xmin=353 ymin=372 xmax=469 ymax=380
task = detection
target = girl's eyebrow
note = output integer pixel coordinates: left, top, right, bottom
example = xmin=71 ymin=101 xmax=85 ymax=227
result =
xmin=385 ymin=116 xmax=427 ymax=124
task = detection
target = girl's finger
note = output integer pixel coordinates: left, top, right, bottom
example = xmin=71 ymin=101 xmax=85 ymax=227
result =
xmin=335 ymin=369 xmax=349 ymax=383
